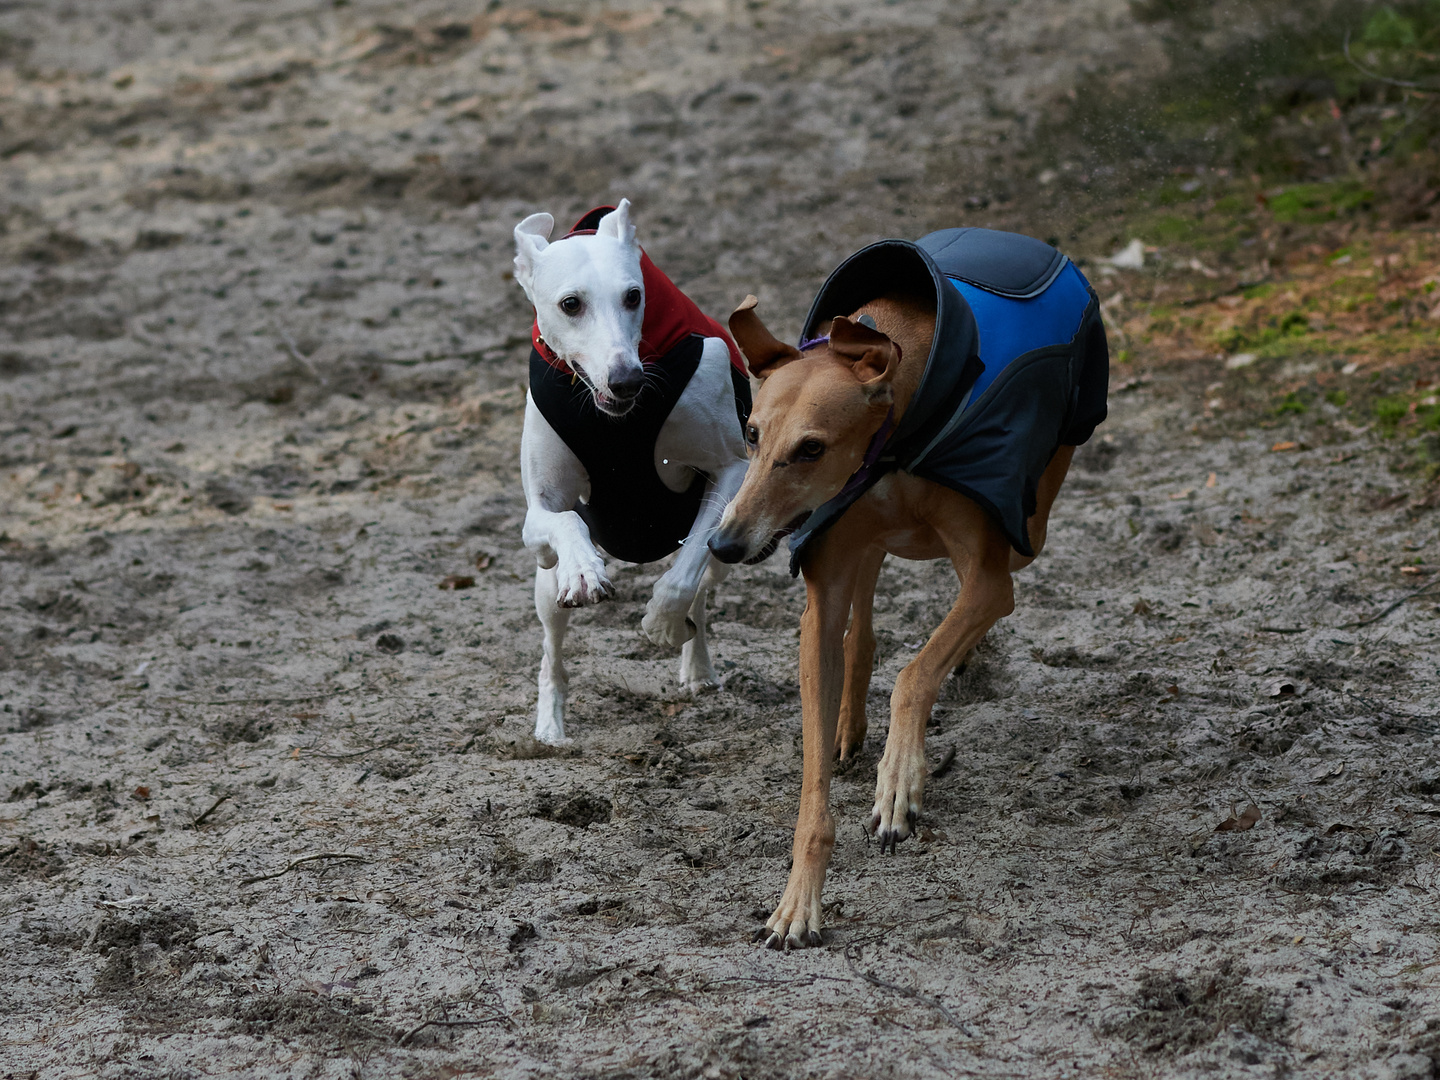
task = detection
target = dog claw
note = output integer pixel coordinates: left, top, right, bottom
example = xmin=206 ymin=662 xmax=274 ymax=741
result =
xmin=807 ymin=930 xmax=822 ymax=948
xmin=765 ymin=932 xmax=784 ymax=951
xmin=752 ymin=926 xmax=770 ymax=944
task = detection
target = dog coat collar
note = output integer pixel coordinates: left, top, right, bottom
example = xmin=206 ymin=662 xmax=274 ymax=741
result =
xmin=530 ymin=206 xmax=746 ymax=378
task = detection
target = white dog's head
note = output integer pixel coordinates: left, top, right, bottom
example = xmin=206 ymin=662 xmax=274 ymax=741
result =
xmin=513 ymin=200 xmax=646 ymax=417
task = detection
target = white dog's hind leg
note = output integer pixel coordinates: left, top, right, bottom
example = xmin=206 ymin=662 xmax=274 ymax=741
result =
xmin=534 ymin=564 xmax=573 ymax=744
xmin=679 ymin=558 xmax=728 ymax=693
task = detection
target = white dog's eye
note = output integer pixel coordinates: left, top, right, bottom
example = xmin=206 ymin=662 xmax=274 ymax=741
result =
xmin=623 ymin=287 xmax=642 ymax=309
xmin=559 ymin=295 xmax=583 ymax=316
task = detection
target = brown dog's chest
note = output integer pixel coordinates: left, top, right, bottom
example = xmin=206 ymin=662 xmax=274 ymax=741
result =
xmin=847 ymin=473 xmax=953 ymax=562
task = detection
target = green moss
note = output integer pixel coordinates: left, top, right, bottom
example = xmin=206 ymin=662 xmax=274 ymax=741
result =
xmin=1243 ymin=282 xmax=1276 ymax=301
xmin=1375 ymin=395 xmax=1411 ymax=432
xmin=1149 ymin=213 xmax=1204 ymax=244
xmin=1269 ymin=182 xmax=1375 ymax=225
xmin=1280 ymin=311 xmax=1310 ymax=336
xmin=1275 ymin=392 xmax=1309 ymax=416
xmin=1326 ymin=389 xmax=1350 ymax=406
xmin=1363 ymin=7 xmax=1421 ymax=48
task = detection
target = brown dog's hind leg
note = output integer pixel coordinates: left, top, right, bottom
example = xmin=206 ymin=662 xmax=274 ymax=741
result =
xmin=1010 ymin=445 xmax=1074 ymax=572
xmin=836 ymin=545 xmax=886 ymax=760
xmin=871 ymin=504 xmax=1015 ymax=852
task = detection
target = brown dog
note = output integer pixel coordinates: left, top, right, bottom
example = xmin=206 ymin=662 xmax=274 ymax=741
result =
xmin=708 ymin=231 xmax=1106 ymax=948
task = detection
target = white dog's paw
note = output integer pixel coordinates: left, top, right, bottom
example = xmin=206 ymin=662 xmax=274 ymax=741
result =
xmin=869 ymin=745 xmax=926 ymax=854
xmin=555 ymin=553 xmax=612 ymax=608
xmin=535 ymin=682 xmax=568 ymax=745
xmin=679 ymin=654 xmax=719 ymax=695
xmin=642 ymin=595 xmax=696 ymax=648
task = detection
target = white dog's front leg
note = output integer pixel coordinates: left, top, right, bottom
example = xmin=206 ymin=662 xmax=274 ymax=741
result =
xmin=521 ymin=393 xmax=613 ymax=608
xmin=642 ymin=459 xmax=747 ymax=648
xmin=522 ymin=505 xmax=612 ymax=608
xmin=533 ymin=565 xmax=572 ymax=744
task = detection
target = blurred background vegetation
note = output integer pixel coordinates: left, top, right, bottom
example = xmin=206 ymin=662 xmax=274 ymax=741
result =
xmin=1039 ymin=1 xmax=1440 ymax=483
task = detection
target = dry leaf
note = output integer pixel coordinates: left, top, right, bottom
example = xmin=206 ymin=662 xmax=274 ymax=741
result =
xmin=1216 ymin=804 xmax=1261 ymax=832
xmin=290 ymin=747 xmax=301 ymax=760
xmin=1205 ymin=472 xmax=1218 ymax=488
xmin=474 ymin=552 xmax=493 ymax=571
xmin=1132 ymin=598 xmax=1153 ymax=615
xmin=1310 ymin=761 xmax=1345 ymax=783
xmin=1169 ymin=488 xmax=1194 ymax=500
xmin=439 ymin=574 xmax=476 ymax=590
xmin=1262 ymin=677 xmax=1297 ymax=699
xmin=131 ymin=785 xmax=151 ymax=801
xmin=1271 ymin=441 xmax=1299 ymax=452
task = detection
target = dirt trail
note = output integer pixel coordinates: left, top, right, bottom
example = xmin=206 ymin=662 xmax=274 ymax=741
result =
xmin=2 ymin=3 xmax=1438 ymax=1079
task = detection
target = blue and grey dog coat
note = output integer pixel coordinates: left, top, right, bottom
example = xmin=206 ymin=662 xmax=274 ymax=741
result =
xmin=787 ymin=227 xmax=1109 ymax=573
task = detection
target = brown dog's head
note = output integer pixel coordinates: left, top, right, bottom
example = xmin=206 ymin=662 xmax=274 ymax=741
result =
xmin=708 ymin=295 xmax=900 ymax=565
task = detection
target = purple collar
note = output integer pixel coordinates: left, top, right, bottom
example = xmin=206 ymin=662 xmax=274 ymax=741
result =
xmin=799 ymin=333 xmax=830 ymax=352
xmin=834 ymin=406 xmax=896 ymax=503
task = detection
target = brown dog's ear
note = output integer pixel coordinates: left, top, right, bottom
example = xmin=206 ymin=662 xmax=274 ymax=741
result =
xmin=728 ymin=295 xmax=801 ymax=379
xmin=829 ymin=316 xmax=900 ymax=396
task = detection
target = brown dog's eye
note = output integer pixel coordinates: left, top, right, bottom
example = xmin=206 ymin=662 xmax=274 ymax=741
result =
xmin=745 ymin=425 xmax=759 ymax=446
xmin=796 ymin=439 xmax=825 ymax=461
xmin=623 ymin=287 xmax=642 ymax=309
xmin=559 ymin=295 xmax=583 ymax=316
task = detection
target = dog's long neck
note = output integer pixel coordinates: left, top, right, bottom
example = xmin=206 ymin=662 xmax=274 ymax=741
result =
xmin=844 ymin=293 xmax=937 ymax=430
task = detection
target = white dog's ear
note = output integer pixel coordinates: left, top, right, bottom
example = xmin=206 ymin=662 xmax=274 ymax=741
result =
xmin=595 ymin=199 xmax=637 ymax=250
xmin=512 ymin=212 xmax=554 ymax=293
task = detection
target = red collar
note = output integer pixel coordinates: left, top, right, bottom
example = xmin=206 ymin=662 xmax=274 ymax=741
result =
xmin=530 ymin=207 xmax=746 ymax=378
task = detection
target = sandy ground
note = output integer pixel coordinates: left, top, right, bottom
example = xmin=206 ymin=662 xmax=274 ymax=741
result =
xmin=2 ymin=2 xmax=1439 ymax=1078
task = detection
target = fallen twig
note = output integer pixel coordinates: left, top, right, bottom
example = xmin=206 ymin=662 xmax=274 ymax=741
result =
xmin=313 ymin=739 xmax=402 ymax=761
xmin=189 ymin=794 xmax=230 ymax=829
xmin=239 ymin=851 xmax=369 ymax=887
xmin=931 ymin=745 xmax=958 ymax=779
xmin=844 ymin=942 xmax=973 ymax=1034
xmin=157 ymin=691 xmax=350 ymax=706
xmin=1340 ymin=579 xmax=1440 ymax=629
xmin=398 ymin=1014 xmax=511 ymax=1046
xmin=1257 ymin=626 xmax=1307 ymax=634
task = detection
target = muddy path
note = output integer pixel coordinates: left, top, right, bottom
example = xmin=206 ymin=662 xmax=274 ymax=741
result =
xmin=2 ymin=2 xmax=1439 ymax=1078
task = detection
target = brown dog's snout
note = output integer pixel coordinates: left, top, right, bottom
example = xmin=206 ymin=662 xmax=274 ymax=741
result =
xmin=707 ymin=521 xmax=749 ymax=564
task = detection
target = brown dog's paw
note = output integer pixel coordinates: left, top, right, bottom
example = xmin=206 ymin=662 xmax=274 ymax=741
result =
xmin=834 ymin=714 xmax=867 ymax=761
xmin=757 ymin=868 xmax=826 ymax=950
xmin=869 ymin=746 xmax=925 ymax=854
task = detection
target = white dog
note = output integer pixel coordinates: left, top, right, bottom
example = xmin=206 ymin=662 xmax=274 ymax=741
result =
xmin=512 ymin=201 xmax=751 ymax=744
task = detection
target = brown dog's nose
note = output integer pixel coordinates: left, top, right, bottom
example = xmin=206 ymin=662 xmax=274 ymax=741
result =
xmin=707 ymin=532 xmax=747 ymax=564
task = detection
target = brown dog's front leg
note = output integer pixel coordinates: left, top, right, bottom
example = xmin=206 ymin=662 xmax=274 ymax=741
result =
xmin=760 ymin=538 xmax=859 ymax=950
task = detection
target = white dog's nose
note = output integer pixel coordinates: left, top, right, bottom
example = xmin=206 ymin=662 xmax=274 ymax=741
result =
xmin=608 ymin=362 xmax=644 ymax=401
